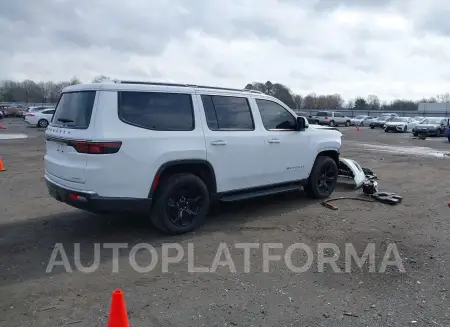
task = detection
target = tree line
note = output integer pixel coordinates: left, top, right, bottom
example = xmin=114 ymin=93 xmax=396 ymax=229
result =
xmin=0 ymin=76 xmax=447 ymax=111
xmin=245 ymin=81 xmax=450 ymax=111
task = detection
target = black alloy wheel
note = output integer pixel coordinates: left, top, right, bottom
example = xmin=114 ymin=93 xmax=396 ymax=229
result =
xmin=304 ymin=156 xmax=338 ymax=199
xmin=151 ymin=173 xmax=210 ymax=234
xmin=166 ymin=184 xmax=204 ymax=228
xmin=317 ymin=161 xmax=337 ymax=195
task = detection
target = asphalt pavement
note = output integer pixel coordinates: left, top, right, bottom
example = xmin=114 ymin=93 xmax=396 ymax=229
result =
xmin=1 ymin=119 xmax=450 ymax=327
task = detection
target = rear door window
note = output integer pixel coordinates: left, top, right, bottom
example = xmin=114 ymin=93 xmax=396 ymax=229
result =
xmin=118 ymin=91 xmax=194 ymax=131
xmin=52 ymin=91 xmax=96 ymax=129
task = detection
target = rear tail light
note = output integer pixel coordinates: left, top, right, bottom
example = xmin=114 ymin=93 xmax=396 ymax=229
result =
xmin=324 ymin=116 xmax=328 ymax=120
xmin=26 ymin=114 xmax=35 ymax=117
xmin=70 ymin=141 xmax=122 ymax=154
xmin=68 ymin=193 xmax=87 ymax=201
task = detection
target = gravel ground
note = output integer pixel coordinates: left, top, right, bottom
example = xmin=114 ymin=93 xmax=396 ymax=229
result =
xmin=1 ymin=119 xmax=450 ymax=327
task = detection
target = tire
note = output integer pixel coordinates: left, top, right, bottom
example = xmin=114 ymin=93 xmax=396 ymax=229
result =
xmin=315 ymin=120 xmax=320 ymax=125
xmin=360 ymin=122 xmax=364 ymax=127
xmin=304 ymin=156 xmax=338 ymax=199
xmin=150 ymin=173 xmax=210 ymax=234
xmin=437 ymin=129 xmax=442 ymax=136
xmin=413 ymin=133 xmax=418 ymax=137
xmin=329 ymin=120 xmax=335 ymax=127
xmin=384 ymin=129 xmax=388 ymax=133
xmin=448 ymin=136 xmax=450 ymax=143
xmin=38 ymin=119 xmax=49 ymax=128
xmin=403 ymin=126 xmax=407 ymax=133
xmin=345 ymin=120 xmax=350 ymax=127
xmin=370 ymin=126 xmax=374 ymax=129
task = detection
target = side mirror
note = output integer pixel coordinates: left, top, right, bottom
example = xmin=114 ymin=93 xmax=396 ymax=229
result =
xmin=296 ymin=116 xmax=306 ymax=131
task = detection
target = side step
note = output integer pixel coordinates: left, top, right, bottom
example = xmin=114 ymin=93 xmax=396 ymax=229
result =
xmin=219 ymin=184 xmax=302 ymax=202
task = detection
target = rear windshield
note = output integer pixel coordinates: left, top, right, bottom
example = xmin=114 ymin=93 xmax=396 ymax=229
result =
xmin=52 ymin=91 xmax=96 ymax=129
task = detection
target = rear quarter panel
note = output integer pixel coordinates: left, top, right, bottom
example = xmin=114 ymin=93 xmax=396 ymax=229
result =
xmin=87 ymin=90 xmax=207 ymax=198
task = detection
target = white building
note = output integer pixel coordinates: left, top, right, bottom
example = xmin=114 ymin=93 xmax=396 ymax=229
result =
xmin=417 ymin=103 xmax=450 ymax=114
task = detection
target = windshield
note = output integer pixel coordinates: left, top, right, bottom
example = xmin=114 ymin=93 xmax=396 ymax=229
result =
xmin=391 ymin=117 xmax=408 ymax=122
xmin=52 ymin=91 xmax=96 ymax=129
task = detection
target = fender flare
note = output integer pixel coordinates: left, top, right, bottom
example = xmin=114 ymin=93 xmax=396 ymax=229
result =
xmin=148 ymin=159 xmax=217 ymax=197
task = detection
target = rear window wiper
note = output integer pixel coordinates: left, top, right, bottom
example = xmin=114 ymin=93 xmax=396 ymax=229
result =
xmin=57 ymin=118 xmax=74 ymax=123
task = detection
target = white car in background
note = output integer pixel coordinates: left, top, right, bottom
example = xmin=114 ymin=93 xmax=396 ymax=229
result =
xmin=412 ymin=116 xmax=425 ymax=123
xmin=21 ymin=106 xmax=54 ymax=117
xmin=24 ymin=108 xmax=55 ymax=128
xmin=384 ymin=117 xmax=417 ymax=133
xmin=350 ymin=115 xmax=375 ymax=126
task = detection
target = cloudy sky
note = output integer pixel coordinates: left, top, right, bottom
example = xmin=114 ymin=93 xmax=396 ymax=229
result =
xmin=1 ymin=0 xmax=450 ymax=101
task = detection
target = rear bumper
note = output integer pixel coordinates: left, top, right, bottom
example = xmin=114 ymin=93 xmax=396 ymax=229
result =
xmin=45 ymin=176 xmax=152 ymax=214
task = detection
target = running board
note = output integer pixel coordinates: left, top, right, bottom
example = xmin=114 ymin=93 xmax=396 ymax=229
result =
xmin=219 ymin=184 xmax=302 ymax=202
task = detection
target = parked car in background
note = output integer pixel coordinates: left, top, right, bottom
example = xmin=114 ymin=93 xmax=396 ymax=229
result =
xmin=24 ymin=108 xmax=55 ymax=128
xmin=384 ymin=117 xmax=417 ymax=133
xmin=380 ymin=113 xmax=399 ymax=119
xmin=412 ymin=117 xmax=450 ymax=137
xmin=412 ymin=116 xmax=425 ymax=123
xmin=0 ymin=106 xmax=7 ymax=118
xmin=3 ymin=106 xmax=23 ymax=117
xmin=21 ymin=106 xmax=54 ymax=117
xmin=369 ymin=116 xmax=393 ymax=129
xmin=350 ymin=115 xmax=375 ymax=126
xmin=310 ymin=111 xmax=351 ymax=126
xmin=293 ymin=110 xmax=315 ymax=124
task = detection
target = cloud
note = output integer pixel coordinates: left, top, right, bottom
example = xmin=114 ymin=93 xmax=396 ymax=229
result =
xmin=1 ymin=0 xmax=450 ymax=101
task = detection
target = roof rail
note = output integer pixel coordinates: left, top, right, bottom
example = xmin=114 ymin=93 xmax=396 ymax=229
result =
xmin=243 ymin=89 xmax=263 ymax=94
xmin=117 ymin=81 xmax=198 ymax=88
xmin=116 ymin=80 xmax=265 ymax=94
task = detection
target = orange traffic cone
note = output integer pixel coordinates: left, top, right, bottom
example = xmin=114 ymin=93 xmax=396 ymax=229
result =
xmin=356 ymin=125 xmax=360 ymax=132
xmin=0 ymin=157 xmax=5 ymax=172
xmin=0 ymin=125 xmax=6 ymax=129
xmin=107 ymin=290 xmax=130 ymax=327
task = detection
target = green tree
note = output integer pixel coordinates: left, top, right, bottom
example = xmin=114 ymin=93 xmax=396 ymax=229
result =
xmin=354 ymin=97 xmax=367 ymax=110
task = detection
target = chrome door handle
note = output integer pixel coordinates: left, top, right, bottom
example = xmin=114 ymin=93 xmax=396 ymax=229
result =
xmin=211 ymin=140 xmax=227 ymax=145
xmin=268 ymin=139 xmax=281 ymax=144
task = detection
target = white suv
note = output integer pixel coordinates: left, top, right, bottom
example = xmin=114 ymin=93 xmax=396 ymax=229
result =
xmin=44 ymin=81 xmax=342 ymax=234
